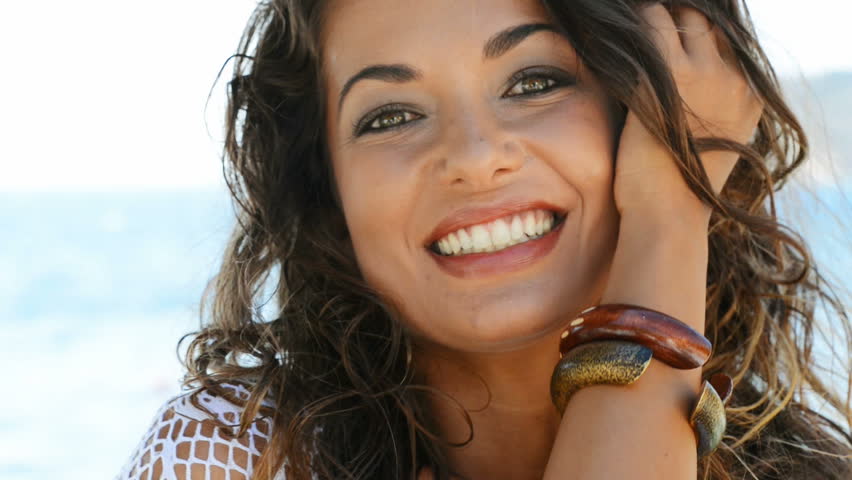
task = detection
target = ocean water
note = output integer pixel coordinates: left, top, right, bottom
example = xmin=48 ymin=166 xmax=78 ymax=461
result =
xmin=0 ymin=185 xmax=849 ymax=480
xmin=0 ymin=190 xmax=236 ymax=480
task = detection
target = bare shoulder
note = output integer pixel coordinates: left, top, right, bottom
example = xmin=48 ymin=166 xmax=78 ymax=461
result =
xmin=115 ymin=382 xmax=279 ymax=480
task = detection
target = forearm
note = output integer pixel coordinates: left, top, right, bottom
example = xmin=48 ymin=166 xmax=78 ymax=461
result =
xmin=600 ymin=211 xmax=710 ymax=332
xmin=543 ymin=214 xmax=710 ymax=480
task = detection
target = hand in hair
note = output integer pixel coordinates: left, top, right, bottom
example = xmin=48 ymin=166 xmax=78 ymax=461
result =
xmin=613 ymin=3 xmax=764 ymax=221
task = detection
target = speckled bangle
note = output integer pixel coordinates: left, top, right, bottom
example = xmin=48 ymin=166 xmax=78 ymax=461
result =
xmin=691 ymin=372 xmax=733 ymax=457
xmin=550 ymin=340 xmax=733 ymax=458
xmin=550 ymin=340 xmax=654 ymax=416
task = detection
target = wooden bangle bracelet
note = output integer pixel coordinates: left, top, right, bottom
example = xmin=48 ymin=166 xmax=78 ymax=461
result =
xmin=559 ymin=304 xmax=712 ymax=369
xmin=550 ymin=340 xmax=733 ymax=458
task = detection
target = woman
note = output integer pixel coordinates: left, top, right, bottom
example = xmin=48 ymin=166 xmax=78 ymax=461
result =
xmin=117 ymin=0 xmax=852 ymax=478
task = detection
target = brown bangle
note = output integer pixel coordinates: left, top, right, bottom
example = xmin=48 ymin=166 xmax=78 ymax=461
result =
xmin=559 ymin=304 xmax=712 ymax=369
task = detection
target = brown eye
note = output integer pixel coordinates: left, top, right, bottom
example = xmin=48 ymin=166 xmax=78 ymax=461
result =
xmin=355 ymin=106 xmax=423 ymax=136
xmin=371 ymin=111 xmax=416 ymax=130
xmin=505 ymin=75 xmax=556 ymax=97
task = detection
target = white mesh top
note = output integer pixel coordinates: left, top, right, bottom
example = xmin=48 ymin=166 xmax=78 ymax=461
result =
xmin=116 ymin=383 xmax=284 ymax=480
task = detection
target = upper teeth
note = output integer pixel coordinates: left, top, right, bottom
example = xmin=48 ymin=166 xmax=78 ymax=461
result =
xmin=434 ymin=209 xmax=556 ymax=256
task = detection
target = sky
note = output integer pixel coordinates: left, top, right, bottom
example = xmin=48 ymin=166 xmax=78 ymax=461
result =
xmin=0 ymin=0 xmax=850 ymax=191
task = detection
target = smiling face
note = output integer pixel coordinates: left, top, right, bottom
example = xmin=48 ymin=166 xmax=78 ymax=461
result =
xmin=322 ymin=0 xmax=621 ymax=353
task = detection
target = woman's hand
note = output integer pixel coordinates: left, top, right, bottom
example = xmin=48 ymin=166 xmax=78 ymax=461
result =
xmin=613 ymin=4 xmax=763 ymax=221
xmin=600 ymin=3 xmax=761 ymax=336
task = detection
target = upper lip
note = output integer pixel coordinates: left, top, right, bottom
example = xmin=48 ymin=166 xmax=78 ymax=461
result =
xmin=424 ymin=199 xmax=567 ymax=247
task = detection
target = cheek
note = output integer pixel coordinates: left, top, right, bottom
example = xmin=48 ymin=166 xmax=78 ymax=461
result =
xmin=332 ymin=148 xmax=423 ymax=289
xmin=521 ymin=96 xmax=617 ymax=196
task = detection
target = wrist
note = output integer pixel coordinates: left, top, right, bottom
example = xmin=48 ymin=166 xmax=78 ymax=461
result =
xmin=546 ymin=358 xmax=702 ymax=480
xmin=600 ymin=212 xmax=710 ymax=333
xmin=617 ymin=206 xmax=712 ymax=234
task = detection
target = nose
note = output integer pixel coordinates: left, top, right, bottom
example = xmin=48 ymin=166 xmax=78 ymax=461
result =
xmin=437 ymin=106 xmax=526 ymax=189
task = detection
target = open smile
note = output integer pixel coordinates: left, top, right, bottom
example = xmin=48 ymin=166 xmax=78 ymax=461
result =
xmin=430 ymin=208 xmax=566 ymax=256
xmin=426 ymin=205 xmax=567 ymax=278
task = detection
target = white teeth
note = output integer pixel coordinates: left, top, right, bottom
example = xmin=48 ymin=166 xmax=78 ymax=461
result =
xmin=457 ymin=228 xmax=473 ymax=251
xmin=447 ymin=232 xmax=461 ymax=254
xmin=491 ymin=218 xmax=511 ymax=249
xmin=510 ymin=215 xmax=524 ymax=241
xmin=434 ymin=209 xmax=562 ymax=256
xmin=471 ymin=225 xmax=491 ymax=253
xmin=523 ymin=212 xmax=537 ymax=237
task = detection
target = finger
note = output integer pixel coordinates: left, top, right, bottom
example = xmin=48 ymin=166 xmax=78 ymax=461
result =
xmin=673 ymin=7 xmax=716 ymax=60
xmin=712 ymin=26 xmax=738 ymax=69
xmin=638 ymin=3 xmax=683 ymax=63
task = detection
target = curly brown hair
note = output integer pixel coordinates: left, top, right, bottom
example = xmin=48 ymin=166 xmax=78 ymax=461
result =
xmin=181 ymin=0 xmax=852 ymax=478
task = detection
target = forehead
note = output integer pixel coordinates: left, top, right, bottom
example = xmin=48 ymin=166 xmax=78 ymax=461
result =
xmin=321 ymin=0 xmax=552 ymax=87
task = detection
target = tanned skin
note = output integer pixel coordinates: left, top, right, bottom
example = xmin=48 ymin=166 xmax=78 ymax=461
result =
xmin=321 ymin=1 xmax=761 ymax=478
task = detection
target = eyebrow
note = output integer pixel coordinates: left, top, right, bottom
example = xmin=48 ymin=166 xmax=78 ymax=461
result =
xmin=336 ymin=22 xmax=561 ymax=113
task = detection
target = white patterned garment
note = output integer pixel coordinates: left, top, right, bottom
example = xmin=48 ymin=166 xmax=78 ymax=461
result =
xmin=116 ymin=383 xmax=285 ymax=480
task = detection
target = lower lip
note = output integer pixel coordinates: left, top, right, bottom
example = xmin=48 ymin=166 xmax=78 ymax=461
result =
xmin=428 ymin=220 xmax=565 ymax=279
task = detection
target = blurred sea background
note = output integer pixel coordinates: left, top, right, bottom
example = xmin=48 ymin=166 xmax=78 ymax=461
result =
xmin=1 ymin=1 xmax=850 ymax=479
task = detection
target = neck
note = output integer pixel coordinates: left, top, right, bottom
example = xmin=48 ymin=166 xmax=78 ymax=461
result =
xmin=414 ymin=329 xmax=565 ymax=480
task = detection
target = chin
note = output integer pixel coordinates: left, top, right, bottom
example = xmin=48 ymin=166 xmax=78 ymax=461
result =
xmin=409 ymin=280 xmax=589 ymax=353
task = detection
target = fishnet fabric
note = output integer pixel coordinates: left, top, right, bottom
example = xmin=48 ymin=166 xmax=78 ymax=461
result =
xmin=115 ymin=383 xmax=284 ymax=480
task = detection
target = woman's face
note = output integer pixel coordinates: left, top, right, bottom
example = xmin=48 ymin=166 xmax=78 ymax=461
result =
xmin=322 ymin=0 xmax=620 ymax=353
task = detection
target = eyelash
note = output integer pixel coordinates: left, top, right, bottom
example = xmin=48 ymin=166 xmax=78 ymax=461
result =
xmin=352 ymin=67 xmax=574 ymax=137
